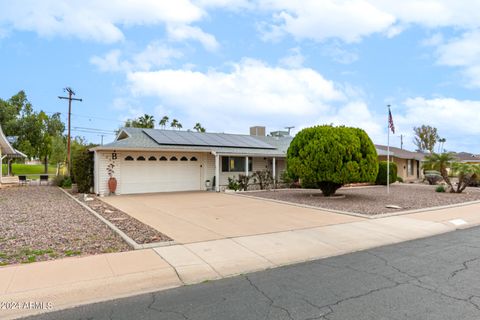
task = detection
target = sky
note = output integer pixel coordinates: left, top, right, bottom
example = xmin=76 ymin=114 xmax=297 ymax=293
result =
xmin=0 ymin=0 xmax=479 ymax=152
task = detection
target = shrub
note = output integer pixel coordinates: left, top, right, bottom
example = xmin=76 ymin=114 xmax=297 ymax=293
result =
xmin=227 ymin=177 xmax=240 ymax=191
xmin=287 ymin=125 xmax=378 ymax=196
xmin=71 ymin=147 xmax=94 ymax=193
xmin=424 ymin=170 xmax=442 ymax=185
xmin=396 ymin=176 xmax=403 ymax=183
xmin=252 ymin=170 xmax=273 ymax=190
xmin=53 ymin=175 xmax=72 ymax=188
xmin=61 ymin=176 xmax=72 ymax=188
xmin=237 ymin=174 xmax=250 ymax=191
xmin=375 ymin=161 xmax=397 ymax=185
xmin=435 ymin=185 xmax=446 ymax=193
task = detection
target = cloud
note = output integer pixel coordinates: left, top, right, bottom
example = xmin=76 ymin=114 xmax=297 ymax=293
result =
xmin=126 ymin=58 xmax=347 ymax=132
xmin=90 ymin=43 xmax=183 ymax=72
xmin=395 ymin=97 xmax=480 ymax=151
xmin=278 ymin=47 xmax=304 ymax=68
xmin=435 ymin=30 xmax=480 ymax=87
xmin=0 ymin=0 xmax=204 ymax=43
xmin=167 ymin=24 xmax=219 ymax=51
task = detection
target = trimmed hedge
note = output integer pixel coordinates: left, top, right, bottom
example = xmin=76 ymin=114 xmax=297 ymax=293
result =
xmin=287 ymin=125 xmax=378 ymax=196
xmin=375 ymin=161 xmax=397 ymax=185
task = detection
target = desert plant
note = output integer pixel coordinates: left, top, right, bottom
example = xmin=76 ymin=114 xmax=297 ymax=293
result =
xmin=435 ymin=185 xmax=446 ymax=193
xmin=423 ymin=152 xmax=456 ymax=190
xmin=424 ymin=170 xmax=442 ymax=185
xmin=451 ymin=163 xmax=480 ymax=193
xmin=375 ymin=161 xmax=397 ymax=185
xmin=252 ymin=170 xmax=273 ymax=190
xmin=227 ymin=177 xmax=240 ymax=191
xmin=287 ymin=125 xmax=378 ymax=196
xmin=237 ymin=174 xmax=250 ymax=191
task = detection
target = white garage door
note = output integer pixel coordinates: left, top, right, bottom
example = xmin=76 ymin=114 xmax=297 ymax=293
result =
xmin=120 ymin=154 xmax=203 ymax=194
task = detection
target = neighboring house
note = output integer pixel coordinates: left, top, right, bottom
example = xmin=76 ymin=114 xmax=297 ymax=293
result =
xmin=92 ymin=127 xmax=292 ymax=195
xmin=0 ymin=125 xmax=27 ymax=183
xmin=453 ymin=152 xmax=480 ymax=164
xmin=375 ymin=145 xmax=425 ymax=182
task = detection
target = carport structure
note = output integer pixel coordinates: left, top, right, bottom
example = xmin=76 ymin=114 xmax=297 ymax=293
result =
xmin=0 ymin=125 xmax=27 ymax=183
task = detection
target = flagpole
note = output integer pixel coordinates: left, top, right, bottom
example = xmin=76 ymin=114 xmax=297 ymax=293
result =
xmin=387 ymin=104 xmax=390 ymax=195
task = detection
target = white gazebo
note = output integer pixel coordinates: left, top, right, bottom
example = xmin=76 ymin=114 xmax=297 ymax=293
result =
xmin=0 ymin=125 xmax=27 ymax=183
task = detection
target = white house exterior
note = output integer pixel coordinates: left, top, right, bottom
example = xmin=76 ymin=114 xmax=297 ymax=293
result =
xmin=92 ymin=127 xmax=291 ymax=195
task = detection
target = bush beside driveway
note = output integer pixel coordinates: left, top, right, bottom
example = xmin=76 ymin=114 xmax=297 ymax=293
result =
xmin=0 ymin=186 xmax=130 ymax=266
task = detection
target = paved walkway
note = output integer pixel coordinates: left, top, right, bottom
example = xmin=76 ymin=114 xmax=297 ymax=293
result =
xmin=1 ymin=202 xmax=480 ymax=319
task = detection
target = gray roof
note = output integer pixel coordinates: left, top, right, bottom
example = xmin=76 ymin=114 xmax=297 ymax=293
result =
xmin=375 ymin=144 xmax=425 ymax=161
xmin=93 ymin=127 xmax=291 ymax=157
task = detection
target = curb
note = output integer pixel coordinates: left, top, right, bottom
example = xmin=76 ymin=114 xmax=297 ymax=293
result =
xmin=59 ymin=188 xmax=176 ymax=250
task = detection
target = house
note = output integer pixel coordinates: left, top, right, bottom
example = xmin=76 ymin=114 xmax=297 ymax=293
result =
xmin=92 ymin=127 xmax=292 ymax=195
xmin=0 ymin=125 xmax=27 ymax=183
xmin=453 ymin=152 xmax=480 ymax=164
xmin=375 ymin=145 xmax=425 ymax=182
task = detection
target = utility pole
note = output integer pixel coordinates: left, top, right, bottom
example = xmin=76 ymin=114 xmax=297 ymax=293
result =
xmin=399 ymin=134 xmax=404 ymax=150
xmin=58 ymin=87 xmax=82 ymax=176
xmin=100 ymin=134 xmax=105 ymax=146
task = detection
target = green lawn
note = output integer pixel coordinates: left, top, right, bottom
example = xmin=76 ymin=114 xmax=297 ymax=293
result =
xmin=1 ymin=164 xmax=57 ymax=180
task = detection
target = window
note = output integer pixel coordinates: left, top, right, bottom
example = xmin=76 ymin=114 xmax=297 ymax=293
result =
xmin=159 ymin=156 xmax=167 ymax=161
xmin=137 ymin=156 xmax=146 ymax=161
xmin=190 ymin=156 xmax=198 ymax=161
xmin=170 ymin=156 xmax=178 ymax=161
xmin=180 ymin=156 xmax=188 ymax=161
xmin=148 ymin=156 xmax=157 ymax=161
xmin=124 ymin=156 xmax=134 ymax=161
xmin=221 ymin=156 xmax=252 ymax=172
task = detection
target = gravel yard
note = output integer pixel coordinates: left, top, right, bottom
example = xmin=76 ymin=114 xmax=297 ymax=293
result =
xmin=0 ymin=186 xmax=130 ymax=266
xmin=247 ymin=184 xmax=480 ymax=215
xmin=76 ymin=195 xmax=172 ymax=244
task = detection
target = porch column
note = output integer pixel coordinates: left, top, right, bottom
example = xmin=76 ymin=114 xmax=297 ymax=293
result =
xmin=245 ymin=156 xmax=249 ymax=177
xmin=7 ymin=159 xmax=11 ymax=176
xmin=272 ymin=157 xmax=276 ymax=188
xmin=215 ymin=154 xmax=220 ymax=192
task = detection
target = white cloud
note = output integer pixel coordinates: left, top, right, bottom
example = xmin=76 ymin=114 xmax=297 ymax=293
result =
xmin=126 ymin=58 xmax=347 ymax=132
xmin=0 ymin=0 xmax=204 ymax=43
xmin=167 ymin=24 xmax=219 ymax=51
xmin=435 ymin=30 xmax=480 ymax=87
xmin=394 ymin=97 xmax=480 ymax=151
xmin=91 ymin=43 xmax=183 ymax=72
xmin=258 ymin=0 xmax=395 ymax=43
xmin=279 ymin=47 xmax=304 ymax=68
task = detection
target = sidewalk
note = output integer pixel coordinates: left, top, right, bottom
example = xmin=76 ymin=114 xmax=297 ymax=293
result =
xmin=1 ymin=203 xmax=479 ymax=319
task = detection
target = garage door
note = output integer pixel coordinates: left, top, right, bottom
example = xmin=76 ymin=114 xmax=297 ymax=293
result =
xmin=120 ymin=154 xmax=203 ymax=194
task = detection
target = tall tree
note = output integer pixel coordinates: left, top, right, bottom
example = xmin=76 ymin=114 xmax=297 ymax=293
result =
xmin=193 ymin=123 xmax=206 ymax=132
xmin=159 ymin=116 xmax=169 ymax=129
xmin=124 ymin=114 xmax=155 ymax=129
xmin=170 ymin=119 xmax=182 ymax=130
xmin=413 ymin=125 xmax=439 ymax=153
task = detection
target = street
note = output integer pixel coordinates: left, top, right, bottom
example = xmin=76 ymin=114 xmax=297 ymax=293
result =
xmin=27 ymin=226 xmax=480 ymax=320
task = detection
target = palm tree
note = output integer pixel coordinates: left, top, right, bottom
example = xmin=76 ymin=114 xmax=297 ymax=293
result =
xmin=170 ymin=119 xmax=182 ymax=130
xmin=137 ymin=114 xmax=155 ymax=128
xmin=159 ymin=116 xmax=169 ymax=129
xmin=423 ymin=152 xmax=456 ymax=190
xmin=438 ymin=138 xmax=446 ymax=153
xmin=193 ymin=123 xmax=206 ymax=132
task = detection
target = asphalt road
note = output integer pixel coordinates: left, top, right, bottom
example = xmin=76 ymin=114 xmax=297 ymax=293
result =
xmin=27 ymin=226 xmax=480 ymax=320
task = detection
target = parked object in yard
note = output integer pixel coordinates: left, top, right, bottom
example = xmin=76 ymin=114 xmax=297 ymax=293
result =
xmin=39 ymin=174 xmax=49 ymax=185
xmin=18 ymin=175 xmax=27 ymax=185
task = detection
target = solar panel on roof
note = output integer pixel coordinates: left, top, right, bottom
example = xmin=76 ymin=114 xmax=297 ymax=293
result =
xmin=142 ymin=129 xmax=275 ymax=149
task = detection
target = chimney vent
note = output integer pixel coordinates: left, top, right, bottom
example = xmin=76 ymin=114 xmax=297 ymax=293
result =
xmin=250 ymin=126 xmax=266 ymax=136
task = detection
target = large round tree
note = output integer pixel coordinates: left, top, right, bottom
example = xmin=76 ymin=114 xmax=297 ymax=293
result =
xmin=287 ymin=125 xmax=378 ymax=196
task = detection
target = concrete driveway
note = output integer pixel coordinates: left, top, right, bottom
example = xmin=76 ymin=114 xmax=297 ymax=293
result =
xmin=102 ymin=192 xmax=362 ymax=244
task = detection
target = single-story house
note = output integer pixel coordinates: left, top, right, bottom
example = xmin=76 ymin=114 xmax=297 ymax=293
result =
xmin=453 ymin=152 xmax=480 ymax=164
xmin=0 ymin=124 xmax=27 ymax=183
xmin=92 ymin=127 xmax=292 ymax=195
xmin=375 ymin=145 xmax=425 ymax=182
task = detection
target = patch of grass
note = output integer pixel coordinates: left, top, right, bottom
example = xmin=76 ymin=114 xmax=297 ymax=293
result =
xmin=1 ymin=164 xmax=56 ymax=180
xmin=0 ymin=252 xmax=7 ymax=258
xmin=22 ymin=256 xmax=37 ymax=263
xmin=64 ymin=250 xmax=82 ymax=257
xmin=0 ymin=262 xmax=9 ymax=266
xmin=102 ymin=247 xmax=119 ymax=253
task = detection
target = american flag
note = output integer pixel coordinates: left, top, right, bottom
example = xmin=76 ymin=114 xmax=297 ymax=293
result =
xmin=388 ymin=108 xmax=395 ymax=134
